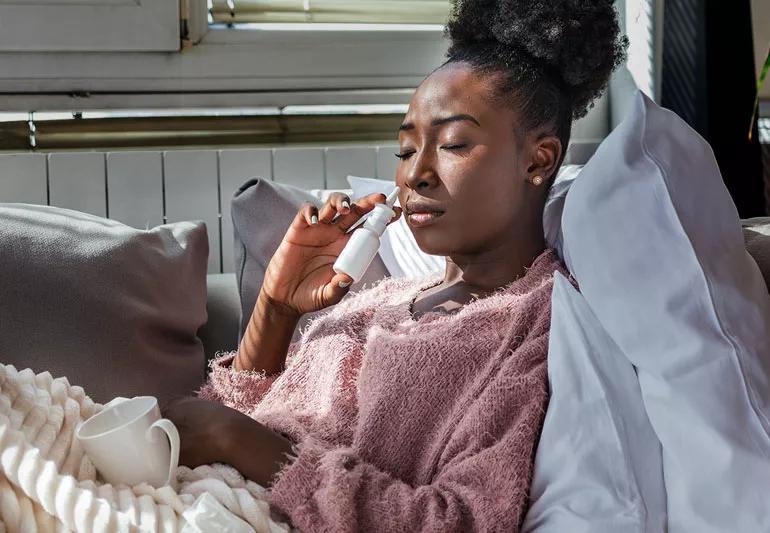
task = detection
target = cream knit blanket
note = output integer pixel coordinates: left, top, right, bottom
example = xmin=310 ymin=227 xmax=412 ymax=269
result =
xmin=0 ymin=364 xmax=291 ymax=532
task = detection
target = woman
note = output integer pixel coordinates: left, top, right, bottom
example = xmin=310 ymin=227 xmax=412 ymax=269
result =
xmin=162 ymin=1 xmax=627 ymax=530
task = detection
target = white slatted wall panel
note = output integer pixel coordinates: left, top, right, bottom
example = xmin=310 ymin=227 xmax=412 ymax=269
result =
xmin=376 ymin=144 xmax=400 ymax=181
xmin=0 ymin=141 xmax=596 ymax=275
xmin=0 ymin=153 xmax=47 ymax=204
xmin=218 ymin=149 xmax=272 ymax=273
xmin=163 ymin=150 xmax=221 ymax=274
xmin=273 ymin=147 xmax=325 ymax=189
xmin=325 ymin=147 xmax=376 ymax=189
xmin=106 ymin=151 xmax=163 ymax=230
xmin=48 ymin=152 xmax=106 ymax=217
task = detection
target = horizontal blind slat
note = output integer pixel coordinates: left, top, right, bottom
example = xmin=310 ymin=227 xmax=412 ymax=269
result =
xmin=25 ymin=114 xmax=403 ymax=150
xmin=212 ymin=0 xmax=451 ymax=24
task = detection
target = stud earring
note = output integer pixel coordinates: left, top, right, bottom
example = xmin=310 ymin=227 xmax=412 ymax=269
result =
xmin=530 ymin=175 xmax=544 ymax=186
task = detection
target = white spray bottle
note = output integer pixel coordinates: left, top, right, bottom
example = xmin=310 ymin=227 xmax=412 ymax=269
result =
xmin=333 ymin=187 xmax=400 ymax=283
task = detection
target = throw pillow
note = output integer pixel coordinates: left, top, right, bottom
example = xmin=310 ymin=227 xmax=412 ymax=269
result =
xmin=0 ymin=203 xmax=209 ymax=404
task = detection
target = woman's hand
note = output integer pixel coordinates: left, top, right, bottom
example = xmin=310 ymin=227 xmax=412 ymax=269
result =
xmin=260 ymin=191 xmax=402 ymax=317
xmin=161 ymin=396 xmax=295 ymax=486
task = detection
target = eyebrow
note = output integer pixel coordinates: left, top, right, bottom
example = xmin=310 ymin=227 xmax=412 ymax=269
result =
xmin=398 ymin=114 xmax=481 ymax=132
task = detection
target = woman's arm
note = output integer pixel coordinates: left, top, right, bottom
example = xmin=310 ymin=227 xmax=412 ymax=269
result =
xmin=201 ymin=192 xmax=400 ymax=403
xmin=160 ymin=397 xmax=295 ymax=487
xmin=223 ymin=411 xmax=296 ymax=487
xmin=196 ymin=290 xmax=302 ymax=409
xmin=235 ymin=290 xmax=301 ymax=374
xmin=235 ymin=191 xmax=399 ymax=370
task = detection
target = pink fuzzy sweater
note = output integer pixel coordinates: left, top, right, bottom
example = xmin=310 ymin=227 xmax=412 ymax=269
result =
xmin=198 ymin=248 xmax=566 ymax=532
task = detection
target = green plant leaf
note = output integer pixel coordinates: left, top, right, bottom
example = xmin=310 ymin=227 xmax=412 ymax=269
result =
xmin=749 ymin=43 xmax=770 ymax=141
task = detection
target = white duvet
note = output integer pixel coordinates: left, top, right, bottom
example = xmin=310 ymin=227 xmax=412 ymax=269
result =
xmin=0 ymin=363 xmax=291 ymax=532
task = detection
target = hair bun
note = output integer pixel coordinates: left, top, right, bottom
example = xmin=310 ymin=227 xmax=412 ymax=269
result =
xmin=446 ymin=0 xmax=628 ymax=120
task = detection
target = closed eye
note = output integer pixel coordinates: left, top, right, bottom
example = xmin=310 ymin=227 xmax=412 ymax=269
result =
xmin=396 ymin=144 xmax=467 ymax=160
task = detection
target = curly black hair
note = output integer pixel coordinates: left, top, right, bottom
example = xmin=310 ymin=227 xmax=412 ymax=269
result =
xmin=443 ymin=0 xmax=628 ymax=171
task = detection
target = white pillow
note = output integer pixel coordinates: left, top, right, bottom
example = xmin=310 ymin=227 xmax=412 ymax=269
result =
xmin=562 ymin=90 xmax=770 ymax=532
xmin=347 ymin=165 xmax=583 ymax=277
xmin=543 ymin=164 xmax=582 ymax=261
xmin=522 ymin=272 xmax=666 ymax=533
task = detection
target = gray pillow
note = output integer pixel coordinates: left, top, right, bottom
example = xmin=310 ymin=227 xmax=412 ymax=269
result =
xmin=0 ymin=203 xmax=209 ymax=404
xmin=231 ymin=178 xmax=391 ymax=345
xmin=742 ymin=217 xmax=770 ymax=293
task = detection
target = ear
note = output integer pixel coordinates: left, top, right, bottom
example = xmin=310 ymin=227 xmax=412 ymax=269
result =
xmin=526 ymin=135 xmax=562 ymax=183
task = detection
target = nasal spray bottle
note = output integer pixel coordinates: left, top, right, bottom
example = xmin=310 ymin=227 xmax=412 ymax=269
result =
xmin=333 ymin=187 xmax=400 ymax=283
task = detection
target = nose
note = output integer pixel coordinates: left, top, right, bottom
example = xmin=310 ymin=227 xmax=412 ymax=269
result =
xmin=401 ymin=150 xmax=439 ymax=192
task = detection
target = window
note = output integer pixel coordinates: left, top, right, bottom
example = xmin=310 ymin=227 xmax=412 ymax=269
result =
xmin=621 ymin=0 xmax=664 ymax=101
xmin=0 ymin=0 xmax=448 ymax=111
xmin=0 ymin=0 xmax=179 ymax=52
xmin=209 ymin=1 xmax=451 ymax=25
xmin=0 ymin=0 xmax=660 ymax=151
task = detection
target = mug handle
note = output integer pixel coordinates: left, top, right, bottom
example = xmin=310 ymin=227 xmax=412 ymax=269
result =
xmin=146 ymin=418 xmax=180 ymax=487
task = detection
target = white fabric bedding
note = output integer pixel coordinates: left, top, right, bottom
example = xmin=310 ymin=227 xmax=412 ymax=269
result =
xmin=0 ymin=363 xmax=291 ymax=532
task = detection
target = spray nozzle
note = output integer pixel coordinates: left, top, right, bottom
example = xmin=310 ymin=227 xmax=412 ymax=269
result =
xmin=385 ymin=187 xmax=400 ymax=208
xmin=345 ymin=186 xmax=400 ymax=234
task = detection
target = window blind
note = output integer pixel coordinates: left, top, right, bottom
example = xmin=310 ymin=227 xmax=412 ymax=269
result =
xmin=0 ymin=112 xmax=403 ymax=150
xmin=210 ymin=0 xmax=451 ymax=25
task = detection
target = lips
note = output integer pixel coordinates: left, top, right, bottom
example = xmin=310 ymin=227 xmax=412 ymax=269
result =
xmin=405 ymin=200 xmax=445 ymax=216
xmin=406 ymin=210 xmax=444 ymax=228
xmin=405 ymin=199 xmax=445 ymax=227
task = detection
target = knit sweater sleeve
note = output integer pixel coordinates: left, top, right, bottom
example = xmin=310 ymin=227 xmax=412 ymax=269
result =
xmin=196 ymin=341 xmax=301 ymax=413
xmin=266 ymin=333 xmax=550 ymax=533
xmin=194 ymin=276 xmax=395 ymax=412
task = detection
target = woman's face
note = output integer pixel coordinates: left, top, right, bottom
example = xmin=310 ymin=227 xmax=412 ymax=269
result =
xmin=395 ymin=62 xmax=556 ymax=257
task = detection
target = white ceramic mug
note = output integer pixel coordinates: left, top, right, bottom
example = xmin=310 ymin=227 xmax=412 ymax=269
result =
xmin=75 ymin=396 xmax=180 ymax=488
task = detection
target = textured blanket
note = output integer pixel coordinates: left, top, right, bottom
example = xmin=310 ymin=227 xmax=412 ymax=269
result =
xmin=0 ymin=363 xmax=291 ymax=532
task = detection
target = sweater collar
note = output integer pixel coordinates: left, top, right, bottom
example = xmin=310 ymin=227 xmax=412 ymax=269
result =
xmin=401 ymin=248 xmax=561 ymax=323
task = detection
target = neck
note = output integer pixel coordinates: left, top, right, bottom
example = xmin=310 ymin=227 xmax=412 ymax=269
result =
xmin=441 ymin=233 xmax=546 ymax=293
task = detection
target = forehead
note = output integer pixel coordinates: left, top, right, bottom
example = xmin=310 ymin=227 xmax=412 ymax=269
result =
xmin=403 ymin=62 xmax=511 ymax=128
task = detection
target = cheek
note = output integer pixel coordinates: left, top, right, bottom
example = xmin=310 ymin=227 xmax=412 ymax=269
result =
xmin=441 ymin=149 xmax=520 ymax=222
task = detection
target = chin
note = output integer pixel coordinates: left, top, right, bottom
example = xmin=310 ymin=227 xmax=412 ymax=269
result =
xmin=411 ymin=231 xmax=456 ymax=257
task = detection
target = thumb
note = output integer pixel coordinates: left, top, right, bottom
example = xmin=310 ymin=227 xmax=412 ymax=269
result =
xmin=322 ymin=272 xmax=354 ymax=306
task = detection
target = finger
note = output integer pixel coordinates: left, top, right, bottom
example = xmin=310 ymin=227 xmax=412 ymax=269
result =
xmin=336 ymin=192 xmax=390 ymax=232
xmin=322 ymin=272 xmax=354 ymax=307
xmin=319 ymin=193 xmax=351 ymax=223
xmin=291 ymin=201 xmax=320 ymax=229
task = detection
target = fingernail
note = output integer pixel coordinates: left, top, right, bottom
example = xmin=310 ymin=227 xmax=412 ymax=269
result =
xmin=338 ymin=280 xmax=351 ymax=288
xmin=311 ymin=215 xmax=318 ymax=225
xmin=342 ymin=200 xmax=350 ymax=210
